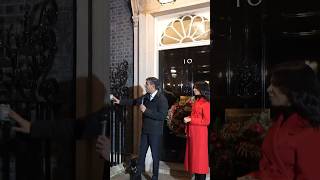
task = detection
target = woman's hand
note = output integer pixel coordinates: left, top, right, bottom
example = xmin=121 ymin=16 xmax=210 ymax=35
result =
xmin=184 ymin=117 xmax=191 ymax=123
xmin=9 ymin=111 xmax=31 ymax=134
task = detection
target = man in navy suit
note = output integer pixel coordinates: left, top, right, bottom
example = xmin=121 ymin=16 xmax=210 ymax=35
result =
xmin=112 ymin=77 xmax=168 ymax=180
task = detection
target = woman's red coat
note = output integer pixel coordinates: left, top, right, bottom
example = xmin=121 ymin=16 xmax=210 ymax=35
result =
xmin=250 ymin=113 xmax=320 ymax=179
xmin=184 ymin=97 xmax=210 ymax=174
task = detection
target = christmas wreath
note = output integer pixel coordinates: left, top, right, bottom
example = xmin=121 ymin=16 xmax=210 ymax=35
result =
xmin=166 ymin=97 xmax=192 ymax=137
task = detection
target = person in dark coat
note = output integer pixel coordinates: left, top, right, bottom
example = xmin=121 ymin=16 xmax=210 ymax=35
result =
xmin=112 ymin=77 xmax=168 ymax=180
xmin=238 ymin=61 xmax=320 ymax=180
xmin=8 ymin=80 xmax=75 ymax=180
xmin=183 ymin=81 xmax=210 ymax=180
xmin=9 ymin=76 xmax=110 ymax=180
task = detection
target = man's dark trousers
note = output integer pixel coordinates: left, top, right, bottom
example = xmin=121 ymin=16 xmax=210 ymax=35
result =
xmin=136 ymin=132 xmax=162 ymax=180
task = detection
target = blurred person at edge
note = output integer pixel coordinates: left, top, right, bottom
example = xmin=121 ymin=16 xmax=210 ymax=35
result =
xmin=9 ymin=76 xmax=111 ymax=180
xmin=238 ymin=61 xmax=320 ymax=180
xmin=183 ymin=81 xmax=210 ymax=180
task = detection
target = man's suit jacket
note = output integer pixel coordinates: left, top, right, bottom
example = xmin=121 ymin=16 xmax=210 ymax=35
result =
xmin=120 ymin=91 xmax=168 ymax=135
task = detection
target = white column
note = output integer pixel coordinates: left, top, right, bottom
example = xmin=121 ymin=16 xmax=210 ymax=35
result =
xmin=138 ymin=13 xmax=157 ymax=173
xmin=133 ymin=15 xmax=139 ymax=89
xmin=138 ymin=13 xmax=157 ymax=86
xmin=132 ymin=15 xmax=142 ymax=155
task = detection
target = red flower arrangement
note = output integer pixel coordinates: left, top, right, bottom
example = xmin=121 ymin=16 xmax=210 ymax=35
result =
xmin=210 ymin=109 xmax=271 ymax=179
xmin=166 ymin=97 xmax=192 ymax=137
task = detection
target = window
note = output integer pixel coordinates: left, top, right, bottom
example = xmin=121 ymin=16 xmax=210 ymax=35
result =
xmin=160 ymin=15 xmax=210 ymax=46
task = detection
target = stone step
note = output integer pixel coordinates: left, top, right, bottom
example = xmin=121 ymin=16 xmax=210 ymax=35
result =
xmin=158 ymin=161 xmax=210 ymax=180
xmin=110 ymin=164 xmax=125 ymax=178
xmin=158 ymin=161 xmax=191 ymax=177
xmin=111 ymin=161 xmax=210 ymax=179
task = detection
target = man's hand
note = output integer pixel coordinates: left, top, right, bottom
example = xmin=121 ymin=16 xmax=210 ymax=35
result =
xmin=184 ymin=116 xmax=191 ymax=123
xmin=96 ymin=135 xmax=110 ymax=161
xmin=112 ymin=96 xmax=120 ymax=104
xmin=9 ymin=111 xmax=31 ymax=134
xmin=139 ymin=104 xmax=146 ymax=113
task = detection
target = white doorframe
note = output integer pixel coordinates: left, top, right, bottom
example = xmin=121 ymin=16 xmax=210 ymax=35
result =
xmin=133 ymin=1 xmax=210 ymax=173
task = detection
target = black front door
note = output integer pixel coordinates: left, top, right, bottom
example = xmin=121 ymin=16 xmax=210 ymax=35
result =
xmin=159 ymin=45 xmax=210 ymax=162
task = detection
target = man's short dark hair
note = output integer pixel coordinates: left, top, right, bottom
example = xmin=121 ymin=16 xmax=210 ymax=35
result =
xmin=146 ymin=77 xmax=160 ymax=90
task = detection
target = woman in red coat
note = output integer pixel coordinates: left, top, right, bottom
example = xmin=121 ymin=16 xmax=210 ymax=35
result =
xmin=184 ymin=81 xmax=210 ymax=180
xmin=238 ymin=61 xmax=320 ymax=180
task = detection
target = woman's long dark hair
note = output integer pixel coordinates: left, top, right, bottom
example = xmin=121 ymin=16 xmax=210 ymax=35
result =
xmin=271 ymin=61 xmax=320 ymax=127
xmin=193 ymin=81 xmax=210 ymax=101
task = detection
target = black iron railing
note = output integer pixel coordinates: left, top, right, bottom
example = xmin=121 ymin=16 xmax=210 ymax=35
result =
xmin=109 ymin=105 xmax=127 ymax=166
